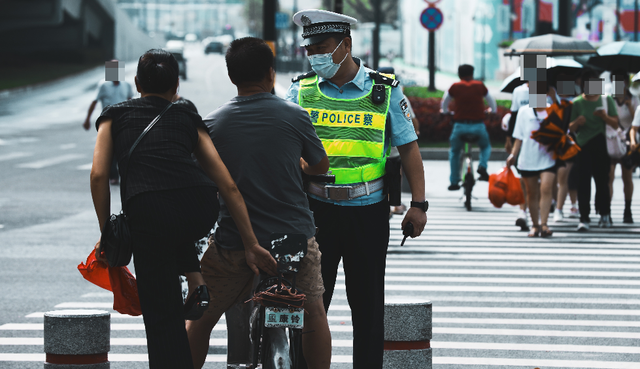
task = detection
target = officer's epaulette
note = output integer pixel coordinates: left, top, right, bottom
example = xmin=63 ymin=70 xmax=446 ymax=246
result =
xmin=292 ymin=71 xmax=317 ymax=83
xmin=369 ymin=71 xmax=400 ymax=88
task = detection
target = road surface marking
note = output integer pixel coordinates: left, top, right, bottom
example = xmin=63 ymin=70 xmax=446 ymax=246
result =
xmin=2 ymin=338 xmax=639 ymax=355
xmin=384 ymin=268 xmax=640 ymax=277
xmin=385 ymin=260 xmax=640 ymax=269
xmin=15 ymin=154 xmax=84 ymax=169
xmin=363 ymin=276 xmax=640 ymax=285
xmin=0 ymin=152 xmax=33 ymax=162
xmin=76 ymin=163 xmax=92 ymax=170
xmin=334 ymin=284 xmax=640 ymax=295
xmin=59 ymin=143 xmax=76 ymax=150
xmin=432 ymin=357 xmax=640 ymax=368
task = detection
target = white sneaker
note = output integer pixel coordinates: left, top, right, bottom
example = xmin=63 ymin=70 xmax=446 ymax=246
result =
xmin=569 ymin=206 xmax=579 ymax=218
xmin=577 ymin=222 xmax=590 ymax=232
xmin=598 ymin=214 xmax=613 ymax=228
xmin=553 ymin=209 xmax=564 ymax=223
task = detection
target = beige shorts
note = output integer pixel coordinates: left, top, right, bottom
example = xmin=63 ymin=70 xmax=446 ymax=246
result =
xmin=200 ymin=236 xmax=324 ymax=319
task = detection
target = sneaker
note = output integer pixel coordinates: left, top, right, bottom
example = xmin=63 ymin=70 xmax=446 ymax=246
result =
xmin=515 ymin=210 xmax=529 ymax=231
xmin=598 ymin=214 xmax=613 ymax=228
xmin=569 ymin=206 xmax=579 ymax=218
xmin=577 ymin=222 xmax=590 ymax=232
xmin=553 ymin=208 xmax=564 ymax=223
xmin=477 ymin=167 xmax=489 ymax=181
xmin=448 ymin=184 xmax=461 ymax=191
xmin=623 ymin=209 xmax=634 ymax=224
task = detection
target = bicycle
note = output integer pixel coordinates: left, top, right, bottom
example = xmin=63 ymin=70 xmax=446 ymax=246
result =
xmin=459 ymin=134 xmax=480 ymax=211
xmin=248 ymin=233 xmax=308 ymax=369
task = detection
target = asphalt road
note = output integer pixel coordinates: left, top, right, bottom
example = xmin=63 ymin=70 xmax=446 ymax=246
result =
xmin=1 ymin=45 xmax=639 ymax=368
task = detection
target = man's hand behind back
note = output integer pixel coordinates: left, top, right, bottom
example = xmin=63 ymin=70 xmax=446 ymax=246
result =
xmin=245 ymin=243 xmax=278 ymax=276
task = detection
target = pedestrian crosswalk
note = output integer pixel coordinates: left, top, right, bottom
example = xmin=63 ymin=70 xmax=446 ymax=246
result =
xmin=0 ymin=176 xmax=639 ymax=368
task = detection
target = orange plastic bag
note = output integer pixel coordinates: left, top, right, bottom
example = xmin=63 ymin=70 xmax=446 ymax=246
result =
xmin=505 ymin=167 xmax=525 ymax=206
xmin=488 ymin=168 xmax=508 ymax=208
xmin=78 ymin=249 xmax=142 ymax=316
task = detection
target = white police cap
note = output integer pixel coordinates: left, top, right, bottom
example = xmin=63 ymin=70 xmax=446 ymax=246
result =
xmin=293 ymin=9 xmax=357 ymax=47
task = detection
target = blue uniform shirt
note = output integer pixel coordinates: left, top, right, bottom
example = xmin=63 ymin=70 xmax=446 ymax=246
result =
xmin=285 ymin=59 xmax=418 ymax=206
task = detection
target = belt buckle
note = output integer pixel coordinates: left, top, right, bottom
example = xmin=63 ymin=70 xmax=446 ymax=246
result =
xmin=325 ymin=185 xmax=352 ymax=201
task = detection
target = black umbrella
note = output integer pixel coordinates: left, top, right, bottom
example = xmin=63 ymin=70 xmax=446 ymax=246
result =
xmin=500 ymin=57 xmax=583 ymax=93
xmin=504 ymin=34 xmax=597 ymax=57
xmin=587 ymin=41 xmax=640 ymax=73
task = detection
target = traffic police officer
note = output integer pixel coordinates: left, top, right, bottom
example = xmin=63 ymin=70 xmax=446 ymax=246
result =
xmin=285 ymin=9 xmax=428 ymax=368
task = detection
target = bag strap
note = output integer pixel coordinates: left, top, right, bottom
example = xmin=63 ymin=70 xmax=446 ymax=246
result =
xmin=128 ymin=102 xmax=174 ymax=158
xmin=120 ymin=101 xmax=174 ymax=208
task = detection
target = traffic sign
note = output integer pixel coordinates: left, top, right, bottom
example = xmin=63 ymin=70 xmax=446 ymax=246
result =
xmin=276 ymin=12 xmax=290 ymax=29
xmin=420 ymin=6 xmax=443 ymax=31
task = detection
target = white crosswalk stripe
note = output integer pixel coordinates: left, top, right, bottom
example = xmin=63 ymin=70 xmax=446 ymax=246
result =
xmin=0 ymin=195 xmax=638 ymax=368
xmin=15 ymin=154 xmax=84 ymax=169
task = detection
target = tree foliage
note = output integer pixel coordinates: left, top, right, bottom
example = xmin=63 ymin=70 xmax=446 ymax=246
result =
xmin=322 ymin=0 xmax=398 ymax=25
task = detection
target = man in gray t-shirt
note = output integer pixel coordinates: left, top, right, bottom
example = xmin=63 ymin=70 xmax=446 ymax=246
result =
xmin=186 ymin=37 xmax=331 ymax=369
xmin=205 ymin=92 xmax=327 ymax=249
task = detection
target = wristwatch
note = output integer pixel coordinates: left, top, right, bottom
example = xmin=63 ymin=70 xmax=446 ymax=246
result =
xmin=410 ymin=200 xmax=429 ymax=212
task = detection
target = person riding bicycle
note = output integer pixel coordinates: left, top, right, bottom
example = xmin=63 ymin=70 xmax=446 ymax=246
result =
xmin=441 ymin=64 xmax=497 ymax=191
xmin=185 ymin=37 xmax=332 ymax=369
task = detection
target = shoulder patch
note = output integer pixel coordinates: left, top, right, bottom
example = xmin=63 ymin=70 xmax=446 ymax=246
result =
xmin=292 ymin=70 xmax=317 ymax=83
xmin=369 ymin=71 xmax=400 ymax=88
xmin=399 ymin=98 xmax=411 ymax=121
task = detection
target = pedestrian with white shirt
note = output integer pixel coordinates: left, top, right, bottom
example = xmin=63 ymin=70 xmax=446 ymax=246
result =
xmin=607 ymin=70 xmax=639 ymax=223
xmin=506 ymin=89 xmax=557 ymax=237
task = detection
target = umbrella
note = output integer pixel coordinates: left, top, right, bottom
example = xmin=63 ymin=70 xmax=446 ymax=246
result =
xmin=587 ymin=41 xmax=640 ymax=73
xmin=500 ymin=57 xmax=584 ymax=93
xmin=504 ymin=34 xmax=597 ymax=57
xmin=530 ymin=101 xmax=581 ymax=161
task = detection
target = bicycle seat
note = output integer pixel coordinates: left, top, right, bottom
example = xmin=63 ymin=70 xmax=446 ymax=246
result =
xmin=460 ymin=134 xmax=480 ymax=143
xmin=269 ymin=233 xmax=307 ymax=274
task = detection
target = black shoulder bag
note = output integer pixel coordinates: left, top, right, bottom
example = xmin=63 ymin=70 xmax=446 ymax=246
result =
xmin=101 ymin=102 xmax=174 ymax=267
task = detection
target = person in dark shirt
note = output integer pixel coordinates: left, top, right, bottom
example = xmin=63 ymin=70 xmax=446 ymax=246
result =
xmin=90 ymin=49 xmax=276 ymax=369
xmin=186 ymin=37 xmax=331 ymax=369
xmin=441 ymin=64 xmax=497 ymax=190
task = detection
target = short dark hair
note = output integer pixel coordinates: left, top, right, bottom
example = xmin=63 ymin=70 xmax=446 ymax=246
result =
xmin=136 ymin=49 xmax=179 ymax=93
xmin=225 ymin=37 xmax=274 ymax=85
xmin=610 ymin=68 xmax=628 ymax=82
xmin=458 ymin=64 xmax=474 ymax=79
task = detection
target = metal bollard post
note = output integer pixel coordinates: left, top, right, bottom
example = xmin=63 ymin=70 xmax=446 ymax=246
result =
xmin=44 ymin=310 xmax=110 ymax=369
xmin=382 ymin=298 xmax=432 ymax=368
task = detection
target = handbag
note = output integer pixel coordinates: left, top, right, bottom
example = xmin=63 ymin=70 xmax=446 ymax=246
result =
xmin=601 ymin=96 xmax=627 ymax=159
xmin=101 ymin=102 xmax=174 ymax=267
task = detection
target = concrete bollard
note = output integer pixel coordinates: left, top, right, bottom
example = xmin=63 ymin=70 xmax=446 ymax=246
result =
xmin=44 ymin=310 xmax=110 ymax=369
xmin=382 ymin=298 xmax=432 ymax=368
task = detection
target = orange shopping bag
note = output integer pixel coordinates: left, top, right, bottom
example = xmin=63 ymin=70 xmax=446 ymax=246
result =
xmin=505 ymin=167 xmax=525 ymax=206
xmin=488 ymin=168 xmax=508 ymax=208
xmin=78 ymin=249 xmax=142 ymax=316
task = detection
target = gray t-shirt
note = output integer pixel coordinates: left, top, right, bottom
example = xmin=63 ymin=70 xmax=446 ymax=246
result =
xmin=204 ymin=92 xmax=327 ymax=250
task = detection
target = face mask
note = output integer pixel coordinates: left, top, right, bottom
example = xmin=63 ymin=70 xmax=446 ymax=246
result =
xmin=307 ymin=40 xmax=349 ymax=79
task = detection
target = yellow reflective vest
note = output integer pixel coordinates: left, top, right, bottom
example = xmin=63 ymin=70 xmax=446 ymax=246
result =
xmin=298 ymin=74 xmax=392 ymax=185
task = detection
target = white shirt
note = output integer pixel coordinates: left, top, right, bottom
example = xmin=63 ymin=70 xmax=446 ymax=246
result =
xmin=632 ymin=106 xmax=640 ymax=128
xmin=609 ymin=95 xmax=639 ymax=132
xmin=513 ymin=106 xmax=556 ymax=171
xmin=96 ymin=81 xmax=134 ymax=108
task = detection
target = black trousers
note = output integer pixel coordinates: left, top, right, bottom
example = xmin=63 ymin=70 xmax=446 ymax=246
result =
xmin=308 ymin=197 xmax=390 ymax=369
xmin=576 ymin=133 xmax=611 ymax=222
xmin=127 ymin=186 xmax=219 ymax=369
